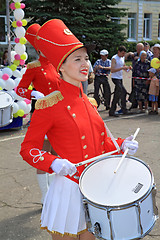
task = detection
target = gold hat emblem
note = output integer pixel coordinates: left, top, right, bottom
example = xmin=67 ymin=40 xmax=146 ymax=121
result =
xmin=64 ymin=29 xmax=73 ymax=35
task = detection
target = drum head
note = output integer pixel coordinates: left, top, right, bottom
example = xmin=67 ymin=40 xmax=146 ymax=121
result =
xmin=79 ymin=156 xmax=153 ymax=207
xmin=0 ymin=91 xmax=13 ymax=108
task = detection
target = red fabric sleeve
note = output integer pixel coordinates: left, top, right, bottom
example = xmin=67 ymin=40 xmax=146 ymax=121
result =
xmin=20 ymin=108 xmax=57 ymax=173
xmin=16 ymin=68 xmax=36 ymax=99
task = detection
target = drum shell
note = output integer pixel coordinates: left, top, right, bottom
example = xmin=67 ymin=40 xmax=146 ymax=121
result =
xmin=0 ymin=91 xmax=14 ymax=127
xmin=79 ymin=156 xmax=158 ymax=240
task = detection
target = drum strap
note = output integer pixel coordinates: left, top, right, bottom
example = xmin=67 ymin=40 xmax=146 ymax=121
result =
xmin=104 ymin=123 xmax=121 ymax=152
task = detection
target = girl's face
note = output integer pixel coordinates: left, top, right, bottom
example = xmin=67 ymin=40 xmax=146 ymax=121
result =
xmin=149 ymin=71 xmax=154 ymax=78
xmin=60 ymin=47 xmax=90 ymax=87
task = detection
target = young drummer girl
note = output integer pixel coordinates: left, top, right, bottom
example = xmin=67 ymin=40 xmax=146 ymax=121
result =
xmin=20 ymin=19 xmax=138 ymax=240
xmin=148 ymin=68 xmax=159 ymax=114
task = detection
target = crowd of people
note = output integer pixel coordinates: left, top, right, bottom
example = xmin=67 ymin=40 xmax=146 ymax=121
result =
xmin=88 ymin=42 xmax=160 ymax=116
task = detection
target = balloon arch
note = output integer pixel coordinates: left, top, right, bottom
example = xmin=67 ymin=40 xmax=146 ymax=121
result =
xmin=0 ymin=0 xmax=31 ymax=120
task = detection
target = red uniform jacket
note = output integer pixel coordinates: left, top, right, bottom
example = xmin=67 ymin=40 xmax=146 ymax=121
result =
xmin=20 ymin=80 xmax=124 ymax=183
xmin=16 ymin=55 xmax=60 ymax=99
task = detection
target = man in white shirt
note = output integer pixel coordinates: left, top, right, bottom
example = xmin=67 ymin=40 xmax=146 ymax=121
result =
xmin=109 ymin=46 xmax=132 ymax=117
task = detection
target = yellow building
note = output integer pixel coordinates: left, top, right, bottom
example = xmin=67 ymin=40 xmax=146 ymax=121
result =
xmin=117 ymin=0 xmax=160 ymax=42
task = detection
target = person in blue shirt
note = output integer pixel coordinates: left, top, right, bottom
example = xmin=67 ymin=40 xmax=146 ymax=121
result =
xmin=93 ymin=49 xmax=111 ymax=110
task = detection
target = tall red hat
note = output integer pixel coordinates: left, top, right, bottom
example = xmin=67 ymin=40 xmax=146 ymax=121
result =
xmin=25 ymin=23 xmax=41 ymax=51
xmin=35 ymin=19 xmax=84 ymax=72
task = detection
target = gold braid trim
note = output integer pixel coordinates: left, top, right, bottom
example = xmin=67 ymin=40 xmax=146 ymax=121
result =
xmin=27 ymin=60 xmax=41 ymax=69
xmin=40 ymin=224 xmax=87 ymax=238
xmin=35 ymin=91 xmax=64 ymax=110
xmin=87 ymin=96 xmax=98 ymax=107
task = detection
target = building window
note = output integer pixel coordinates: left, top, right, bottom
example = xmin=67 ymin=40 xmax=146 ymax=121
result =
xmin=128 ymin=13 xmax=136 ymax=40
xmin=143 ymin=13 xmax=151 ymax=40
xmin=111 ymin=17 xmax=120 ymax=24
xmin=158 ymin=14 xmax=160 ymax=39
xmin=0 ymin=15 xmax=15 ymax=44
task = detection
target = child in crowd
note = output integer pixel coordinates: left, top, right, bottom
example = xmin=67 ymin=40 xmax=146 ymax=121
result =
xmin=148 ymin=68 xmax=159 ymax=115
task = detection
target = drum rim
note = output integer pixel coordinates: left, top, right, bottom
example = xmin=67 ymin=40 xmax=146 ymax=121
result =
xmin=0 ymin=91 xmax=14 ymax=108
xmin=79 ymin=155 xmax=154 ymax=209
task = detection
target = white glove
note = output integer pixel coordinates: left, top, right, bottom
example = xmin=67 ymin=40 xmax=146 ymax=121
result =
xmin=31 ymin=90 xmax=44 ymax=99
xmin=121 ymin=135 xmax=138 ymax=155
xmin=50 ymin=158 xmax=77 ymax=176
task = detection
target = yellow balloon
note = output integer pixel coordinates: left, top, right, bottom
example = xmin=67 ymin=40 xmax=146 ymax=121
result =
xmin=13 ymin=60 xmax=20 ymax=66
xmin=12 ymin=21 xmax=17 ymax=28
xmin=19 ymin=37 xmax=27 ymax=44
xmin=151 ymin=58 xmax=160 ymax=69
xmin=10 ymin=64 xmax=17 ymax=71
xmin=13 ymin=112 xmax=19 ymax=118
xmin=17 ymin=109 xmax=25 ymax=117
xmin=15 ymin=2 xmax=21 ymax=8
xmin=20 ymin=54 xmax=27 ymax=60
xmin=22 ymin=19 xmax=27 ymax=26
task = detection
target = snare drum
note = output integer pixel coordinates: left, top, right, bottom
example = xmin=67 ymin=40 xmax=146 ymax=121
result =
xmin=0 ymin=91 xmax=14 ymax=127
xmin=79 ymin=155 xmax=158 ymax=240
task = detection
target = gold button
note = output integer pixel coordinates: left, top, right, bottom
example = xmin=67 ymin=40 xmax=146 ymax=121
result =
xmin=39 ymin=157 xmax=44 ymax=161
xmin=85 ymin=154 xmax=88 ymax=159
xmin=101 ymin=141 xmax=104 ymax=145
xmin=101 ymin=132 xmax=105 ymax=136
xmin=44 ymin=72 xmax=47 ymax=75
xmin=25 ymin=89 xmax=27 ymax=92
xmin=49 ymin=88 xmax=52 ymax=90
xmin=83 ymin=145 xmax=87 ymax=149
xmin=41 ymin=68 xmax=44 ymax=71
xmin=85 ymin=164 xmax=88 ymax=167
xmin=48 ymin=82 xmax=51 ymax=85
xmin=81 ymin=136 xmax=85 ymax=140
xmin=67 ymin=106 xmax=71 ymax=110
xmin=72 ymin=113 xmax=76 ymax=118
xmin=102 ymin=151 xmax=105 ymax=154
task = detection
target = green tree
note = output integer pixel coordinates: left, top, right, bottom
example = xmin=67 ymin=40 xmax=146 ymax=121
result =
xmin=24 ymin=0 xmax=127 ymax=57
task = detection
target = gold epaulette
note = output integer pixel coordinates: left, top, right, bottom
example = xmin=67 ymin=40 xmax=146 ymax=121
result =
xmin=87 ymin=97 xmax=98 ymax=107
xmin=35 ymin=91 xmax=64 ymax=110
xmin=27 ymin=60 xmax=41 ymax=69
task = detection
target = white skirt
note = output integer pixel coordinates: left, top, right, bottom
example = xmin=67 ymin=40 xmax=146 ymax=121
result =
xmin=40 ymin=175 xmax=87 ymax=237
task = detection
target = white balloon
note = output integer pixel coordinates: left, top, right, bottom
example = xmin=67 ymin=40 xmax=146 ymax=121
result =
xmin=13 ymin=70 xmax=22 ymax=78
xmin=11 ymin=51 xmax=16 ymax=63
xmin=14 ymin=77 xmax=21 ymax=87
xmin=0 ymin=79 xmax=6 ymax=89
xmin=5 ymin=78 xmax=16 ymax=91
xmin=2 ymin=68 xmax=13 ymax=77
xmin=17 ymin=100 xmax=27 ymax=109
xmin=14 ymin=9 xmax=24 ymax=20
xmin=7 ymin=90 xmax=17 ymax=100
xmin=20 ymin=67 xmax=27 ymax=75
xmin=13 ymin=102 xmax=19 ymax=114
xmin=13 ymin=0 xmax=22 ymax=2
xmin=15 ymin=43 xmax=26 ymax=55
xmin=25 ymin=104 xmax=31 ymax=114
xmin=0 ymin=70 xmax=3 ymax=78
xmin=15 ymin=27 xmax=26 ymax=38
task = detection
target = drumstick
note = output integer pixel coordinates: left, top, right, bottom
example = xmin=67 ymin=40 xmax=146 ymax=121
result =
xmin=75 ymin=149 xmax=119 ymax=167
xmin=114 ymin=128 xmax=140 ymax=174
